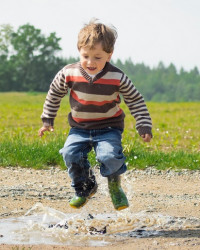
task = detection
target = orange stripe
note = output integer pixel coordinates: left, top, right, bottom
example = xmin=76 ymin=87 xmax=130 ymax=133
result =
xmin=94 ymin=78 xmax=120 ymax=86
xmin=72 ymin=109 xmax=123 ymax=123
xmin=71 ymin=90 xmax=120 ymax=106
xmin=66 ymin=76 xmax=88 ymax=83
xmin=66 ymin=76 xmax=120 ymax=86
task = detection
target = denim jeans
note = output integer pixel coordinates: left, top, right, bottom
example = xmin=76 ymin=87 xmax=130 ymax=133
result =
xmin=59 ymin=127 xmax=127 ymax=187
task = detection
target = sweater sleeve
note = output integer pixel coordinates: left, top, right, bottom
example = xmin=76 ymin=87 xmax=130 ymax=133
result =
xmin=41 ymin=67 xmax=68 ymax=127
xmin=119 ymin=73 xmax=152 ymax=136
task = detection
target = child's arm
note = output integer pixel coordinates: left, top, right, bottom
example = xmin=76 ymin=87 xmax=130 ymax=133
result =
xmin=119 ymin=73 xmax=152 ymax=139
xmin=39 ymin=67 xmax=68 ymax=137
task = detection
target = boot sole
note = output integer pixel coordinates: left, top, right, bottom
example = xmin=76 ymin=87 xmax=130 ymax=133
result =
xmin=115 ymin=204 xmax=129 ymax=211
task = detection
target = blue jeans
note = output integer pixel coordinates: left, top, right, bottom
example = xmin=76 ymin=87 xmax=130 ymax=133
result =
xmin=59 ymin=127 xmax=127 ymax=186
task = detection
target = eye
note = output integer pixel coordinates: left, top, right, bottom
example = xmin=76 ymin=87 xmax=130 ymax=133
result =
xmin=95 ymin=57 xmax=101 ymax=60
xmin=83 ymin=55 xmax=89 ymax=59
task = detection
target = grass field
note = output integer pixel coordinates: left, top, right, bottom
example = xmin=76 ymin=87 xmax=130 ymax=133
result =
xmin=0 ymin=92 xmax=199 ymax=170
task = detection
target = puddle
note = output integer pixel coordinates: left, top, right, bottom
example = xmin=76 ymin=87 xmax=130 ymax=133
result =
xmin=1 ymin=203 xmax=200 ymax=246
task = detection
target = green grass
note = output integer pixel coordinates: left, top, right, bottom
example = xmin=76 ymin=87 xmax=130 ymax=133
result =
xmin=0 ymin=92 xmax=199 ymax=170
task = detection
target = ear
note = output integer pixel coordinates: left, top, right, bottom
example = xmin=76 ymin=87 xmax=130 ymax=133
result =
xmin=107 ymin=52 xmax=113 ymax=62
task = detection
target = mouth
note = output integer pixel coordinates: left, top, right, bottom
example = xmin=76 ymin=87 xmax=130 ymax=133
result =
xmin=87 ymin=67 xmax=96 ymax=71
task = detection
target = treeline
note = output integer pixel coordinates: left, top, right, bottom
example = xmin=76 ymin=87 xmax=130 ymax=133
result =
xmin=0 ymin=24 xmax=200 ymax=101
xmin=115 ymin=59 xmax=200 ymax=102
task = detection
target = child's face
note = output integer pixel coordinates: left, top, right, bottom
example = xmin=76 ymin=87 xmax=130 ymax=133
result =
xmin=79 ymin=43 xmax=112 ymax=75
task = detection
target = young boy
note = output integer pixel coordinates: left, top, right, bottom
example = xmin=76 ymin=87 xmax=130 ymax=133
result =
xmin=38 ymin=20 xmax=152 ymax=211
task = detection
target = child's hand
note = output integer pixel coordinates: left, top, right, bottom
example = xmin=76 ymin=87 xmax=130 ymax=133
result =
xmin=38 ymin=126 xmax=54 ymax=137
xmin=141 ymin=134 xmax=151 ymax=142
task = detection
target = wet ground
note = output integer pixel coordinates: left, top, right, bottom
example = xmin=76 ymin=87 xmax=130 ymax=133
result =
xmin=1 ymin=166 xmax=200 ymax=249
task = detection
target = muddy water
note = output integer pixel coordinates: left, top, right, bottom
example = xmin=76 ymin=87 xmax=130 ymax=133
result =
xmin=1 ymin=203 xmax=200 ymax=247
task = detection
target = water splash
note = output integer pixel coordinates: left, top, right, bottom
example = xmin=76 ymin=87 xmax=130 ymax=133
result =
xmin=1 ymin=203 xmax=200 ymax=246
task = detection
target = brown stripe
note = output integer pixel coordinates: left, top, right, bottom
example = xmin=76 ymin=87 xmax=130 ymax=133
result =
xmin=70 ymin=96 xmax=118 ymax=113
xmin=69 ymin=81 xmax=119 ymax=95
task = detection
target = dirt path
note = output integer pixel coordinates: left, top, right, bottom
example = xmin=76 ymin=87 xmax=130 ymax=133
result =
xmin=1 ymin=166 xmax=200 ymax=249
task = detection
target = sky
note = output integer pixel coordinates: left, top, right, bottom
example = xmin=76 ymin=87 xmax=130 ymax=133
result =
xmin=1 ymin=0 xmax=200 ymax=71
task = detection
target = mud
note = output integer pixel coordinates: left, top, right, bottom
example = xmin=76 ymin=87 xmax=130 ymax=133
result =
xmin=1 ymin=166 xmax=200 ymax=249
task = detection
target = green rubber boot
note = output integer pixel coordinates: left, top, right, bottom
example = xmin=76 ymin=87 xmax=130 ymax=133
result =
xmin=69 ymin=196 xmax=87 ymax=208
xmin=69 ymin=178 xmax=97 ymax=209
xmin=108 ymin=175 xmax=129 ymax=210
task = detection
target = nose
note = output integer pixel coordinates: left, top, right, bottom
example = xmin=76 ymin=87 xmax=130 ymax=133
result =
xmin=87 ymin=58 xmax=94 ymax=65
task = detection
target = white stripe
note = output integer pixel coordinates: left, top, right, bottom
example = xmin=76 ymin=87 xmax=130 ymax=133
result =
xmin=66 ymin=68 xmax=83 ymax=77
xmin=73 ymin=90 xmax=119 ymax=102
xmin=71 ymin=106 xmax=120 ymax=119
xmin=102 ymin=71 xmax=122 ymax=80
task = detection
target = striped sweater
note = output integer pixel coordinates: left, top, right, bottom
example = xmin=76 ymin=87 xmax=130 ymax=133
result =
xmin=41 ymin=62 xmax=152 ymax=136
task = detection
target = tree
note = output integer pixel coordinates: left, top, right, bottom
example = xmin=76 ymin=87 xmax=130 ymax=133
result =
xmin=0 ymin=24 xmax=14 ymax=56
xmin=0 ymin=24 xmax=15 ymax=91
xmin=9 ymin=24 xmax=62 ymax=91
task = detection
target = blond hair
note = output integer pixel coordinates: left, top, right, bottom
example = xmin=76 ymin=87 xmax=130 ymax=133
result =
xmin=77 ymin=19 xmax=117 ymax=53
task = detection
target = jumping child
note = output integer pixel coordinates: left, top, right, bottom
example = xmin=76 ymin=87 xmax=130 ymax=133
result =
xmin=38 ymin=19 xmax=152 ymax=210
